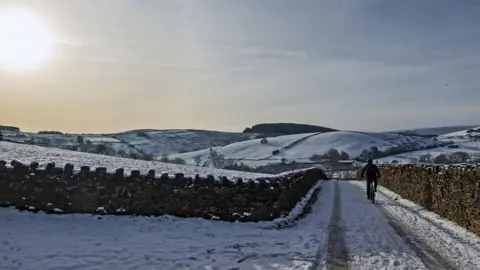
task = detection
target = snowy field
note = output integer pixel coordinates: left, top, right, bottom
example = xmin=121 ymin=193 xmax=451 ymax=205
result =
xmin=0 ymin=141 xmax=270 ymax=179
xmin=375 ymin=146 xmax=480 ymax=164
xmin=83 ymin=136 xmax=121 ymax=143
xmin=112 ymin=129 xmax=257 ymax=158
xmin=2 ymin=129 xmax=257 ymax=160
xmin=439 ymin=126 xmax=480 ymax=138
xmin=1 ymin=180 xmax=479 ymax=269
xmin=170 ymin=131 xmax=443 ymax=167
xmin=388 ymin=125 xmax=477 ymax=136
xmin=372 ymin=126 xmax=480 ymax=164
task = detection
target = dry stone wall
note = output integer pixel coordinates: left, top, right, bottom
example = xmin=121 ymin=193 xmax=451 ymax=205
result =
xmin=0 ymin=160 xmax=327 ymax=222
xmin=378 ymin=164 xmax=480 ymax=235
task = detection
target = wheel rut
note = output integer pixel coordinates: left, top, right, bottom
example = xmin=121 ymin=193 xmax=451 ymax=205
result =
xmin=322 ymin=181 xmax=351 ymax=269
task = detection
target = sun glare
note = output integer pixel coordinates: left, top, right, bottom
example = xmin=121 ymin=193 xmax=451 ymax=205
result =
xmin=0 ymin=7 xmax=56 ymax=70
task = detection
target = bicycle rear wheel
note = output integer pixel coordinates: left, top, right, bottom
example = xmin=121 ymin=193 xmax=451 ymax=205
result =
xmin=369 ymin=182 xmax=375 ymax=204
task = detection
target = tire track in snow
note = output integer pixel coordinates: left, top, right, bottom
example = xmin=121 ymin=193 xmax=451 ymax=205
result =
xmin=375 ymin=191 xmax=458 ymax=270
xmin=324 ymin=180 xmax=350 ymax=269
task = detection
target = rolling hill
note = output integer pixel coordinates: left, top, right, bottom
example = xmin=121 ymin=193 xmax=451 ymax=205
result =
xmin=1 ymin=129 xmax=259 ymax=160
xmin=0 ymin=141 xmax=269 ymax=179
xmin=438 ymin=126 xmax=480 ymax=139
xmin=388 ymin=125 xmax=478 ymax=137
xmin=243 ymin=123 xmax=336 ymax=136
xmin=376 ymin=126 xmax=480 ymax=164
xmin=169 ymin=131 xmax=445 ymax=168
xmin=2 ymin=124 xmax=476 ymax=168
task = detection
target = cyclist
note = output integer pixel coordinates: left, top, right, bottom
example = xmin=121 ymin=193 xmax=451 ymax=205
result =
xmin=360 ymin=158 xmax=380 ymax=199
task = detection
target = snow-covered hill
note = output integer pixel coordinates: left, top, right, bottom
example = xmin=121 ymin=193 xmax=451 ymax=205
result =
xmin=375 ymin=147 xmax=480 ymax=164
xmin=169 ymin=131 xmax=445 ymax=168
xmin=438 ymin=126 xmax=480 ymax=139
xmin=111 ymin=129 xmax=258 ymax=158
xmin=388 ymin=125 xmax=478 ymax=137
xmin=0 ymin=141 xmax=269 ymax=179
xmin=374 ymin=126 xmax=480 ymax=164
xmin=1 ymin=129 xmax=258 ymax=160
xmin=2 ymin=125 xmax=474 ymax=168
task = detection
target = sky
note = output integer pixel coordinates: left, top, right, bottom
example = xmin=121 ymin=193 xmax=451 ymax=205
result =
xmin=0 ymin=0 xmax=479 ymax=133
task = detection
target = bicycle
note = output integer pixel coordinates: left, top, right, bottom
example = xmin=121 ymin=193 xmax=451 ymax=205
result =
xmin=367 ymin=181 xmax=375 ymax=204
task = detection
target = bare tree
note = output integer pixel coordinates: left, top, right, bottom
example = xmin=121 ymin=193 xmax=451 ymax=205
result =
xmin=450 ymin=151 xmax=469 ymax=163
xmin=327 ymin=148 xmax=341 ymax=163
xmin=194 ymin=155 xmax=202 ymax=166
xmin=171 ymin=157 xmax=186 ymax=165
xmin=96 ymin=144 xmax=108 ymax=154
xmin=419 ymin=153 xmax=432 ymax=163
xmin=340 ymin=151 xmax=350 ymax=160
xmin=433 ymin=154 xmax=449 ymax=164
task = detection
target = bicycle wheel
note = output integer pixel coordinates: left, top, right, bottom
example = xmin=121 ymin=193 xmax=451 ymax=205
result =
xmin=370 ymin=183 xmax=375 ymax=204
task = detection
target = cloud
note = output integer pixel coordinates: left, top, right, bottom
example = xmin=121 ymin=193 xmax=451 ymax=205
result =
xmin=60 ymin=56 xmax=255 ymax=72
xmin=3 ymin=0 xmax=480 ymax=133
xmin=217 ymin=44 xmax=308 ymax=59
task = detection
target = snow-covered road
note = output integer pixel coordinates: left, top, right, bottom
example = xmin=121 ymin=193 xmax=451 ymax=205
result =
xmin=313 ymin=181 xmax=480 ymax=269
xmin=1 ymin=180 xmax=479 ymax=269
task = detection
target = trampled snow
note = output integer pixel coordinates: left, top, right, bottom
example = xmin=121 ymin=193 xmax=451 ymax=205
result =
xmin=0 ymin=141 xmax=270 ymax=179
xmin=351 ymin=181 xmax=480 ymax=269
xmin=170 ymin=131 xmax=443 ymax=167
xmin=2 ymin=180 xmax=479 ymax=269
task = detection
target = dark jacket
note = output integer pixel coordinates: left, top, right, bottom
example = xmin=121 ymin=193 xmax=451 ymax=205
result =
xmin=360 ymin=163 xmax=380 ymax=180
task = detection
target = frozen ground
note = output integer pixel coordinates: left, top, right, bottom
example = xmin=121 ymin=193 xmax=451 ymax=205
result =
xmin=0 ymin=141 xmax=269 ymax=179
xmin=1 ymin=180 xmax=479 ymax=269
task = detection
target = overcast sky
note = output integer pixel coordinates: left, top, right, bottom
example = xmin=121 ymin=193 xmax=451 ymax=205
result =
xmin=1 ymin=0 xmax=479 ymax=133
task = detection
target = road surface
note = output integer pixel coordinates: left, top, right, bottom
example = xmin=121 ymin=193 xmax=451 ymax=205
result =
xmin=307 ymin=180 xmax=480 ymax=269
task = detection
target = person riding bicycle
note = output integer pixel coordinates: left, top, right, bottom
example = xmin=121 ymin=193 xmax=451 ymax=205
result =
xmin=360 ymin=158 xmax=380 ymax=198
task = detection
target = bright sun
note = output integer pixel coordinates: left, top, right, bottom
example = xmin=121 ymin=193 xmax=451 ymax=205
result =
xmin=0 ymin=7 xmax=56 ymax=70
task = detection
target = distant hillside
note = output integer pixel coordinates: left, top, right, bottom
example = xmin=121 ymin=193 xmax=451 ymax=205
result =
xmin=388 ymin=125 xmax=478 ymax=137
xmin=0 ymin=140 xmax=269 ymax=179
xmin=110 ymin=129 xmax=259 ymax=158
xmin=0 ymin=125 xmax=20 ymax=133
xmin=243 ymin=123 xmax=336 ymax=136
xmin=170 ymin=131 xmax=446 ymax=168
xmin=2 ymin=129 xmax=259 ymax=160
xmin=438 ymin=126 xmax=480 ymax=139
